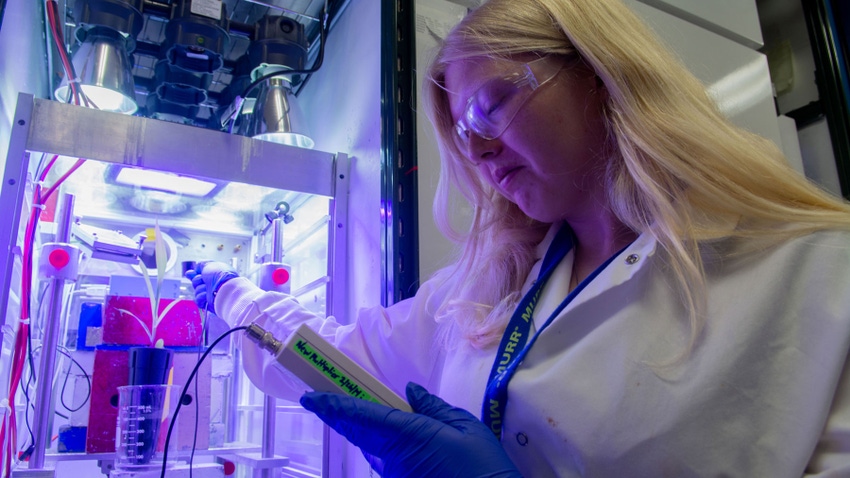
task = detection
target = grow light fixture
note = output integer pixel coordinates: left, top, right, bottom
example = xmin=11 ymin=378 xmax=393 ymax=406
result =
xmin=54 ymin=27 xmax=139 ymax=115
xmin=115 ymin=167 xmax=217 ymax=197
xmin=245 ymin=75 xmax=315 ymax=149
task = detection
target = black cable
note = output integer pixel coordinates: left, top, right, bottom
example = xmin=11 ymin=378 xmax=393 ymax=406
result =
xmin=160 ymin=326 xmax=249 ymax=478
xmin=189 ymin=351 xmax=199 ymax=478
xmin=20 ymin=284 xmax=51 ymax=452
xmin=19 ymin=288 xmax=92 ymax=459
xmin=21 ymin=365 xmax=35 ymax=457
xmin=188 ymin=310 xmax=211 ymax=477
xmin=57 ymin=347 xmax=91 ymax=413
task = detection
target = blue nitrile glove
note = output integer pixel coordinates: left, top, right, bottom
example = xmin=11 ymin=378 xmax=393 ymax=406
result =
xmin=300 ymin=382 xmax=522 ymax=478
xmin=184 ymin=261 xmax=239 ymax=315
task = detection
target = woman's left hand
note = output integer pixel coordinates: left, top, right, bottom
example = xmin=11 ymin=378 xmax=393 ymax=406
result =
xmin=300 ymin=382 xmax=522 ymax=478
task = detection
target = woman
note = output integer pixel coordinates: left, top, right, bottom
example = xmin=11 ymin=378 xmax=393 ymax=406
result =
xmin=190 ymin=0 xmax=850 ymax=475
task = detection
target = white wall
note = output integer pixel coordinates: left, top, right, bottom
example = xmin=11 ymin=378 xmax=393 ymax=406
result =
xmin=0 ymin=2 xmax=50 ymax=173
xmin=298 ymin=0 xmax=384 ymax=323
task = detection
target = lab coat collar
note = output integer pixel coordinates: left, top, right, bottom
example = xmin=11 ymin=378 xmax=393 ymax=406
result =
xmin=563 ymin=229 xmax=658 ymax=313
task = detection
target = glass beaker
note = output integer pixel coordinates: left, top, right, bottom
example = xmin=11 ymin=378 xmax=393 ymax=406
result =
xmin=115 ymin=384 xmax=180 ymax=470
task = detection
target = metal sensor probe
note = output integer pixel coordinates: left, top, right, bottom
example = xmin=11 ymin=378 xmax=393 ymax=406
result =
xmin=244 ymin=323 xmax=283 ymax=355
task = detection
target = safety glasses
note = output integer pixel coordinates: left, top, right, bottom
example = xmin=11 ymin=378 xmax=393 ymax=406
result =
xmin=453 ymin=55 xmax=564 ymax=152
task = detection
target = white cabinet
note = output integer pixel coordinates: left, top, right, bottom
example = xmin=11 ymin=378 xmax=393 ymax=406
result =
xmin=636 ymin=0 xmax=764 ymax=48
xmin=627 ymin=0 xmax=782 ymax=148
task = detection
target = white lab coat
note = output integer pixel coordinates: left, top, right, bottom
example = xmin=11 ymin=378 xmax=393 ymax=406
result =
xmin=215 ymin=226 xmax=850 ymax=477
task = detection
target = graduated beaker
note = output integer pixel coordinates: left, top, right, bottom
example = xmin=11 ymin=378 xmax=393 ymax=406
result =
xmin=115 ymin=384 xmax=180 ymax=470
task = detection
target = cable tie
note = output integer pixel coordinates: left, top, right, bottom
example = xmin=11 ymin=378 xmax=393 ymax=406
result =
xmin=30 ymin=203 xmax=46 ymax=211
xmin=68 ymin=77 xmax=82 ymax=85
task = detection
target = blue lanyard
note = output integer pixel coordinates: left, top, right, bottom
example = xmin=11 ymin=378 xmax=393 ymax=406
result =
xmin=481 ymin=223 xmax=626 ymax=440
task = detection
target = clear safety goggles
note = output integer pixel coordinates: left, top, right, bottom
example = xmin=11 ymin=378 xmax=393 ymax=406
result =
xmin=453 ymin=55 xmax=564 ymax=152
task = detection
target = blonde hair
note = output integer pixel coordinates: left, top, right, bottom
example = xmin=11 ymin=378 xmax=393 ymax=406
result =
xmin=424 ymin=0 xmax=850 ymax=350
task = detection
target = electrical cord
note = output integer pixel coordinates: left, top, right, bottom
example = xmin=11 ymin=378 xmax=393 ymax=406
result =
xmin=57 ymin=347 xmax=91 ymax=414
xmin=22 ymin=330 xmax=36 ymax=452
xmin=45 ymin=0 xmax=83 ymax=106
xmin=19 ymin=283 xmax=50 ymax=457
xmin=12 ymin=344 xmax=88 ymax=467
xmin=159 ymin=325 xmax=249 ymax=478
xmin=46 ymin=0 xmax=98 ymax=108
xmin=187 ymin=310 xmax=211 ymax=477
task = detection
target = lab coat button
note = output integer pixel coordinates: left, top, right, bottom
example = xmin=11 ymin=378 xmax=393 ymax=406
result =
xmin=516 ymin=432 xmax=528 ymax=446
xmin=625 ymin=254 xmax=640 ymax=265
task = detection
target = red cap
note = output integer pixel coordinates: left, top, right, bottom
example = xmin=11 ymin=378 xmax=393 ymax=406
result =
xmin=48 ymin=249 xmax=70 ymax=269
xmin=272 ymin=267 xmax=290 ymax=285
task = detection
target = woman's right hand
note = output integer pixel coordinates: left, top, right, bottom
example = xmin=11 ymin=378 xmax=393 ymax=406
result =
xmin=184 ymin=261 xmax=239 ymax=315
